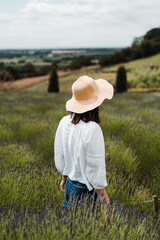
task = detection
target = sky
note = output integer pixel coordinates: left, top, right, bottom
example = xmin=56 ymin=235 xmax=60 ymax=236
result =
xmin=0 ymin=0 xmax=160 ymax=49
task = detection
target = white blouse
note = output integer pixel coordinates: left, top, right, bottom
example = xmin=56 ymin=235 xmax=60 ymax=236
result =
xmin=54 ymin=115 xmax=107 ymax=191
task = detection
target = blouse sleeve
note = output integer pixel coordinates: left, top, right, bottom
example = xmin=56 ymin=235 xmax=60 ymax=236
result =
xmin=54 ymin=120 xmax=65 ymax=174
xmin=84 ymin=123 xmax=107 ymax=189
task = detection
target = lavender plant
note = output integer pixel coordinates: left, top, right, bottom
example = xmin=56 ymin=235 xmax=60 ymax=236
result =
xmin=0 ymin=91 xmax=160 ymax=239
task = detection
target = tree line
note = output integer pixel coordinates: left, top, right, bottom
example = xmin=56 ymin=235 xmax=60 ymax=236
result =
xmin=0 ymin=56 xmax=94 ymax=82
xmin=0 ymin=62 xmax=54 ymax=82
xmin=100 ymin=28 xmax=160 ymax=67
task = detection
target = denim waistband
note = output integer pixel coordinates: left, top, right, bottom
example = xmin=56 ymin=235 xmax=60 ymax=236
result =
xmin=67 ymin=177 xmax=87 ymax=188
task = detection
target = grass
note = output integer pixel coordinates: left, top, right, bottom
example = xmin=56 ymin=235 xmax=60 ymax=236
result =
xmin=0 ymin=89 xmax=160 ymax=239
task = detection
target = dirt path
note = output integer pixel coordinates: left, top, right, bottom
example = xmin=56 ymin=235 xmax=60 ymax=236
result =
xmin=0 ymin=65 xmax=100 ymax=91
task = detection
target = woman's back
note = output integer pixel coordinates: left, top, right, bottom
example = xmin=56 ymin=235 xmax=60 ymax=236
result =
xmin=54 ymin=115 xmax=107 ymax=191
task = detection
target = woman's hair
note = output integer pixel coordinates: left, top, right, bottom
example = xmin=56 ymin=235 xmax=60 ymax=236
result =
xmin=71 ymin=107 xmax=101 ymax=125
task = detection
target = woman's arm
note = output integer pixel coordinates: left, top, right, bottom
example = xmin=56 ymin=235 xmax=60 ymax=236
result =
xmin=95 ymin=188 xmax=112 ymax=223
xmin=54 ymin=120 xmax=65 ymax=174
xmin=60 ymin=175 xmax=67 ymax=192
xmin=84 ymin=124 xmax=111 ymax=221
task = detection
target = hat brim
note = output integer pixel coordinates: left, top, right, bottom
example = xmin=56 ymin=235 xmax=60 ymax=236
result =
xmin=66 ymin=78 xmax=114 ymax=114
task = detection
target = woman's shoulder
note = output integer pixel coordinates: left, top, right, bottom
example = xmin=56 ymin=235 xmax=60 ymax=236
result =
xmin=83 ymin=121 xmax=102 ymax=135
xmin=82 ymin=121 xmax=104 ymax=145
xmin=86 ymin=120 xmax=101 ymax=128
xmin=59 ymin=114 xmax=71 ymax=126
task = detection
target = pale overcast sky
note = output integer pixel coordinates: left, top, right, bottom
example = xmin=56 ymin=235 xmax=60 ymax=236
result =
xmin=0 ymin=0 xmax=160 ymax=49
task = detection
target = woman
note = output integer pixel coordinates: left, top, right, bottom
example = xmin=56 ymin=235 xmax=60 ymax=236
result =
xmin=54 ymin=75 xmax=114 ymax=222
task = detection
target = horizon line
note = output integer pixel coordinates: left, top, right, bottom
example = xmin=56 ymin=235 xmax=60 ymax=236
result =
xmin=0 ymin=46 xmax=125 ymax=51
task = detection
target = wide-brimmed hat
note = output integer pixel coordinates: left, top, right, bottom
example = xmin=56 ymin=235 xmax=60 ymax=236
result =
xmin=66 ymin=75 xmax=114 ymax=114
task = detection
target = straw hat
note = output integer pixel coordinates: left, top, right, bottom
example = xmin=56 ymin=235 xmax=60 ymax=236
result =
xmin=66 ymin=75 xmax=114 ymax=114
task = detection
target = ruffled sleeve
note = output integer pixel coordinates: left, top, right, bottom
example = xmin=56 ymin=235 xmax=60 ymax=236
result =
xmin=54 ymin=120 xmax=65 ymax=174
xmin=84 ymin=123 xmax=107 ymax=189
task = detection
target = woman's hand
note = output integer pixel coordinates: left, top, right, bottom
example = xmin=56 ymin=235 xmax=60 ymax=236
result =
xmin=60 ymin=180 xmax=66 ymax=192
xmin=95 ymin=188 xmax=112 ymax=223
xmin=60 ymin=175 xmax=67 ymax=192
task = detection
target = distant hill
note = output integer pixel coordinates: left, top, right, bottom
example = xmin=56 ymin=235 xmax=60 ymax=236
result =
xmin=100 ymin=27 xmax=160 ymax=67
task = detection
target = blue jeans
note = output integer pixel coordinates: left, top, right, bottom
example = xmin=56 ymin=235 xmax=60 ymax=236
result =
xmin=64 ymin=177 xmax=97 ymax=207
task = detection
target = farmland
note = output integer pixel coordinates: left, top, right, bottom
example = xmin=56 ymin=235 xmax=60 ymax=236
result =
xmin=1 ymin=52 xmax=160 ymax=92
xmin=0 ymin=48 xmax=117 ymax=75
xmin=24 ymin=53 xmax=160 ymax=93
xmin=0 ymin=65 xmax=100 ymax=91
xmin=0 ymin=85 xmax=160 ymax=239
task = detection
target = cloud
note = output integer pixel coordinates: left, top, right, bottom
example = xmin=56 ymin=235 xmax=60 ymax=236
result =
xmin=64 ymin=0 xmax=107 ymax=3
xmin=0 ymin=0 xmax=160 ymax=48
xmin=20 ymin=2 xmax=95 ymax=17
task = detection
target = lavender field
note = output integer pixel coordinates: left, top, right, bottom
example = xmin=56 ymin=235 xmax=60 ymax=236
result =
xmin=0 ymin=91 xmax=160 ymax=239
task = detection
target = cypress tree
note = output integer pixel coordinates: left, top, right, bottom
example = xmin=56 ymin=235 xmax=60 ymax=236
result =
xmin=116 ymin=66 xmax=127 ymax=93
xmin=48 ymin=66 xmax=59 ymax=93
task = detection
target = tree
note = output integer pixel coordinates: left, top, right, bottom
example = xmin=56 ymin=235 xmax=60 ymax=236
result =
xmin=78 ymin=56 xmax=92 ymax=66
xmin=132 ymin=36 xmax=144 ymax=46
xmin=116 ymin=66 xmax=127 ymax=93
xmin=140 ymin=40 xmax=152 ymax=57
xmin=144 ymin=28 xmax=160 ymax=40
xmin=22 ymin=62 xmax=36 ymax=73
xmin=5 ymin=66 xmax=18 ymax=80
xmin=100 ymin=27 xmax=160 ymax=67
xmin=131 ymin=46 xmax=142 ymax=59
xmin=21 ymin=62 xmax=36 ymax=77
xmin=48 ymin=66 xmax=59 ymax=93
xmin=69 ymin=60 xmax=81 ymax=70
xmin=0 ymin=62 xmax=4 ymax=71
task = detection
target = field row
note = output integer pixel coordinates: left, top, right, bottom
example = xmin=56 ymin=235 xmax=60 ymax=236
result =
xmin=1 ymin=90 xmax=160 ymax=239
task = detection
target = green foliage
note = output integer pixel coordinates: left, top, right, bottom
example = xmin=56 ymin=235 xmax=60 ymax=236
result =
xmin=141 ymin=38 xmax=160 ymax=57
xmin=116 ymin=66 xmax=127 ymax=92
xmin=128 ymin=67 xmax=160 ymax=88
xmin=131 ymin=45 xmax=142 ymax=59
xmin=68 ymin=56 xmax=93 ymax=70
xmin=69 ymin=59 xmax=82 ymax=70
xmin=100 ymin=27 xmax=160 ymax=67
xmin=21 ymin=62 xmax=36 ymax=75
xmin=0 ymin=62 xmax=51 ymax=82
xmin=0 ymin=91 xmax=160 ymax=239
xmin=79 ymin=56 xmax=92 ymax=66
xmin=0 ymin=61 xmax=4 ymax=70
xmin=144 ymin=28 xmax=160 ymax=40
xmin=48 ymin=66 xmax=59 ymax=92
xmin=5 ymin=66 xmax=19 ymax=80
